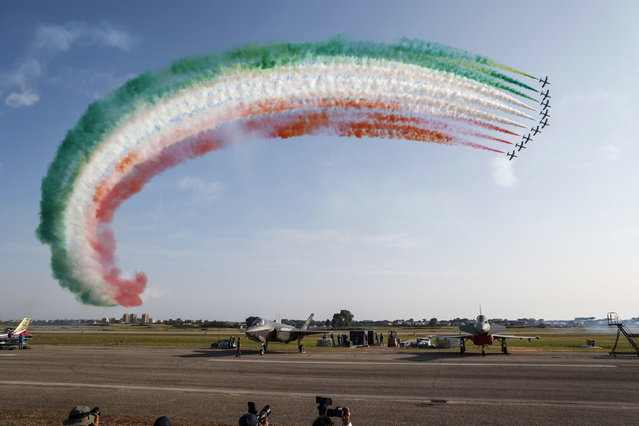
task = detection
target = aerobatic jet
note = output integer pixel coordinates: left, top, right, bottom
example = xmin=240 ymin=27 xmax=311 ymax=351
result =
xmin=539 ymin=110 xmax=550 ymax=120
xmin=521 ymin=134 xmax=532 ymax=144
xmin=541 ymin=99 xmax=551 ymax=110
xmin=506 ymin=150 xmax=517 ymax=160
xmin=540 ymin=89 xmax=551 ymax=101
xmin=429 ymin=312 xmax=540 ymax=356
xmin=531 ymin=126 xmax=541 ymax=136
xmin=539 ymin=76 xmax=550 ymax=88
xmin=515 ymin=142 xmax=526 ymax=152
xmin=0 ymin=318 xmax=32 ymax=349
xmin=540 ymin=118 xmax=550 ymax=129
xmin=245 ymin=314 xmax=325 ymax=355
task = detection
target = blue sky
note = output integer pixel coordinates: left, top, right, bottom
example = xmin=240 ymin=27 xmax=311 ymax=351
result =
xmin=1 ymin=1 xmax=638 ymax=322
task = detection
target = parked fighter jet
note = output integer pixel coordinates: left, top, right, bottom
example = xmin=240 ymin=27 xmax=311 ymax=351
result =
xmin=539 ymin=76 xmax=550 ymax=88
xmin=506 ymin=150 xmax=517 ymax=160
xmin=429 ymin=313 xmax=540 ymax=356
xmin=245 ymin=314 xmax=325 ymax=355
xmin=521 ymin=134 xmax=532 ymax=144
xmin=531 ymin=126 xmax=541 ymax=136
xmin=0 ymin=318 xmax=32 ymax=349
xmin=541 ymin=99 xmax=551 ymax=110
xmin=540 ymin=89 xmax=551 ymax=101
xmin=515 ymin=142 xmax=526 ymax=152
xmin=539 ymin=109 xmax=550 ymax=120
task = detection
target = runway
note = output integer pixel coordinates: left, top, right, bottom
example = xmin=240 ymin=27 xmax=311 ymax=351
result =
xmin=1 ymin=346 xmax=638 ymax=425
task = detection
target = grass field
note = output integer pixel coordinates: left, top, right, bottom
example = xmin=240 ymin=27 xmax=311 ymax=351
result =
xmin=11 ymin=325 xmax=635 ymax=353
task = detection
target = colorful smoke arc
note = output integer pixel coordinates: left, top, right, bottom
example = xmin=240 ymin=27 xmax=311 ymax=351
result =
xmin=37 ymin=37 xmax=541 ymax=307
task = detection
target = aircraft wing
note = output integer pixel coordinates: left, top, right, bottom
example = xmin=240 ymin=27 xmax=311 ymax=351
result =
xmin=292 ymin=329 xmax=327 ymax=339
xmin=428 ymin=333 xmax=473 ymax=340
xmin=493 ymin=334 xmax=540 ymax=340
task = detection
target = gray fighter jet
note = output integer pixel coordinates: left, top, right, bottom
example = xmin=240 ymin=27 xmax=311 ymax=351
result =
xmin=429 ymin=313 xmax=540 ymax=356
xmin=245 ymin=313 xmax=325 ymax=355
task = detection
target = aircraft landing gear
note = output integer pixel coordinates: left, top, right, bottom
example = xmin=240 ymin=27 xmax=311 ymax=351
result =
xmin=297 ymin=337 xmax=305 ymax=353
xmin=481 ymin=347 xmax=486 ymax=357
xmin=259 ymin=343 xmax=266 ymax=355
xmin=501 ymin=341 xmax=509 ymax=354
xmin=459 ymin=341 xmax=466 ymax=355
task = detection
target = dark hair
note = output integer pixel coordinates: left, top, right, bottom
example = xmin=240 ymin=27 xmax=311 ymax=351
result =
xmin=312 ymin=416 xmax=334 ymax=426
xmin=153 ymin=416 xmax=172 ymax=426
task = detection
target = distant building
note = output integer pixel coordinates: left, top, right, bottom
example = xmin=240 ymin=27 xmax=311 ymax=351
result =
xmin=122 ymin=313 xmax=131 ymax=323
xmin=141 ymin=313 xmax=151 ymax=324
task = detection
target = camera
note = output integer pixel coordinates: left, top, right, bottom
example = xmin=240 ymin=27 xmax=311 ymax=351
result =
xmin=248 ymin=401 xmax=271 ymax=425
xmin=316 ymin=396 xmax=343 ymax=417
xmin=90 ymin=407 xmax=101 ymax=417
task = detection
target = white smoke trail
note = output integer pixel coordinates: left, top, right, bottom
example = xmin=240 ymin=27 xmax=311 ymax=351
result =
xmin=63 ymin=58 xmax=536 ymax=302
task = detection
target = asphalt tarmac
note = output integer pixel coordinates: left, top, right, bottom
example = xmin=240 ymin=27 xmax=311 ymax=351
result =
xmin=1 ymin=346 xmax=638 ymax=425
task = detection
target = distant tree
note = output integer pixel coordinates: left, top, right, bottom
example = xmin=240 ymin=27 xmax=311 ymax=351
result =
xmin=331 ymin=313 xmax=343 ymax=328
xmin=331 ymin=310 xmax=354 ymax=328
xmin=245 ymin=316 xmax=260 ymax=327
xmin=428 ymin=318 xmax=438 ymax=327
xmin=324 ymin=319 xmax=331 ymax=327
xmin=340 ymin=309 xmax=354 ymax=327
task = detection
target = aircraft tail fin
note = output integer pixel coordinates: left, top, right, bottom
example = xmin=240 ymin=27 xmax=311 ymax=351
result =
xmin=301 ymin=313 xmax=314 ymax=330
xmin=275 ymin=313 xmax=281 ymax=323
xmin=13 ymin=318 xmax=31 ymax=335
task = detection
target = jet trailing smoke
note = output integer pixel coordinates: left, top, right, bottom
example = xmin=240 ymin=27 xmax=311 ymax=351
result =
xmin=37 ymin=36 xmax=542 ymax=307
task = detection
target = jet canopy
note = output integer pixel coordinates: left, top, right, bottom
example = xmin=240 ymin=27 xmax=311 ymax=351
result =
xmin=251 ymin=318 xmax=265 ymax=327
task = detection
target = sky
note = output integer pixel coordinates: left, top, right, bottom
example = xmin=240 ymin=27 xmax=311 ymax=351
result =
xmin=1 ymin=1 xmax=638 ymax=322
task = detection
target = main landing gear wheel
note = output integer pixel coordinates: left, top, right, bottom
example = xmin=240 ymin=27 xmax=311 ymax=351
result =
xmin=481 ymin=347 xmax=486 ymax=357
xmin=459 ymin=343 xmax=465 ymax=355
xmin=259 ymin=344 xmax=265 ymax=356
xmin=298 ymin=344 xmax=305 ymax=353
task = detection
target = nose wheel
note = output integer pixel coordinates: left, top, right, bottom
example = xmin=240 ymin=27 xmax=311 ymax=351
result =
xmin=259 ymin=343 xmax=267 ymax=355
xmin=481 ymin=347 xmax=486 ymax=357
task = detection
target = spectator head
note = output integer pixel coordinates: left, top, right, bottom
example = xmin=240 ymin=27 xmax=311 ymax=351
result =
xmin=312 ymin=416 xmax=334 ymax=426
xmin=239 ymin=413 xmax=259 ymax=426
xmin=153 ymin=416 xmax=172 ymax=426
xmin=62 ymin=406 xmax=96 ymax=425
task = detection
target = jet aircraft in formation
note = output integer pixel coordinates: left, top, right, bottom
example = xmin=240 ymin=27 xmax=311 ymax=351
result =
xmin=245 ymin=314 xmax=325 ymax=355
xmin=505 ymin=76 xmax=550 ymax=161
xmin=539 ymin=76 xmax=550 ymax=88
xmin=539 ymin=109 xmax=550 ymax=120
xmin=0 ymin=318 xmax=32 ymax=349
xmin=429 ymin=312 xmax=540 ymax=356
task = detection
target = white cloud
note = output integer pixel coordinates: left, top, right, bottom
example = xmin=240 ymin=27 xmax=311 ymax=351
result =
xmin=0 ymin=21 xmax=136 ymax=109
xmin=141 ymin=287 xmax=170 ymax=302
xmin=177 ymin=176 xmax=224 ymax=201
xmin=600 ymin=144 xmax=619 ymax=161
xmin=33 ymin=22 xmax=136 ymax=53
xmin=5 ymin=90 xmax=40 ymax=108
xmin=258 ymin=228 xmax=420 ymax=249
xmin=489 ymin=156 xmax=518 ymax=188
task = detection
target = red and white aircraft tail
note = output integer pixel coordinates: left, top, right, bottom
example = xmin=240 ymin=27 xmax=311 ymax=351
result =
xmin=0 ymin=317 xmax=32 ymax=340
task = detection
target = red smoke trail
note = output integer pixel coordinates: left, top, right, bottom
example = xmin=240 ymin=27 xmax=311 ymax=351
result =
xmin=90 ymin=107 xmax=507 ymax=306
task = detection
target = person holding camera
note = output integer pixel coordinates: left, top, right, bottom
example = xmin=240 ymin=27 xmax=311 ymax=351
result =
xmin=62 ymin=406 xmax=100 ymax=425
xmin=312 ymin=408 xmax=352 ymax=426
xmin=239 ymin=412 xmax=269 ymax=426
